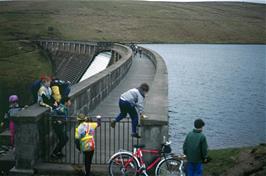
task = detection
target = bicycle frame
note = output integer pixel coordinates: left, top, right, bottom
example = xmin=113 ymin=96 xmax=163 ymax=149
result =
xmin=108 ymin=145 xmax=184 ymax=176
xmin=109 ymin=150 xmax=141 ymax=168
xmin=133 ymin=147 xmax=168 ymax=173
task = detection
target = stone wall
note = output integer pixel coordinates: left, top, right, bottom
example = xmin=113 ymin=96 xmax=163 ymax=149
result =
xmin=37 ymin=40 xmax=113 ymax=83
xmin=68 ymin=43 xmax=132 ymax=115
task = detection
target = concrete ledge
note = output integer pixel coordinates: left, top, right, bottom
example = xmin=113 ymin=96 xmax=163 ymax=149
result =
xmin=34 ymin=163 xmax=78 ymax=175
xmin=13 ymin=104 xmax=48 ymax=123
xmin=140 ymin=47 xmax=168 ymax=124
xmin=34 ymin=162 xmax=108 ymax=175
xmin=9 ymin=167 xmax=34 ymax=176
xmin=141 ymin=118 xmax=168 ymax=126
xmin=0 ymin=129 xmax=11 ymax=146
xmin=0 ymin=150 xmax=15 ymax=173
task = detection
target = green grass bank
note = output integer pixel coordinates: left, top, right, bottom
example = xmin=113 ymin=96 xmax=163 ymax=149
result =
xmin=0 ymin=0 xmax=265 ymax=121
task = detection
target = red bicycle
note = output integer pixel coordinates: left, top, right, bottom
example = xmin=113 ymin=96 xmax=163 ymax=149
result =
xmin=108 ymin=141 xmax=185 ymax=176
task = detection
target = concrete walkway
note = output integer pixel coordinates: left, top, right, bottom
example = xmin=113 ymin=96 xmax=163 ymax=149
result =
xmin=90 ymin=53 xmax=155 ymax=117
xmin=89 ymin=53 xmax=156 ymax=164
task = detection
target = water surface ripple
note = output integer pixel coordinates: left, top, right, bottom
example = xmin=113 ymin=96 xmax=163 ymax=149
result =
xmin=141 ymin=44 xmax=266 ymax=152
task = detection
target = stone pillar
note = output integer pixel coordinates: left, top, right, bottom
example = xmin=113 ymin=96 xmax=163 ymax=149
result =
xmin=140 ymin=123 xmax=168 ymax=166
xmin=10 ymin=104 xmax=48 ymax=175
xmin=92 ymin=45 xmax=96 ymax=55
xmin=56 ymin=42 xmax=59 ymax=51
xmin=58 ymin=43 xmax=61 ymax=50
xmin=85 ymin=45 xmax=89 ymax=54
xmin=88 ymin=45 xmax=91 ymax=54
xmin=70 ymin=43 xmax=73 ymax=52
xmin=108 ymin=50 xmax=116 ymax=66
xmin=116 ymin=52 xmax=119 ymax=61
xmin=39 ymin=41 xmax=43 ymax=48
xmin=74 ymin=44 xmax=77 ymax=53
xmin=140 ymin=123 xmax=168 ymax=149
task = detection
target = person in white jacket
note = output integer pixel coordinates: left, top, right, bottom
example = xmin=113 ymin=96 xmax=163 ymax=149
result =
xmin=111 ymin=83 xmax=149 ymax=138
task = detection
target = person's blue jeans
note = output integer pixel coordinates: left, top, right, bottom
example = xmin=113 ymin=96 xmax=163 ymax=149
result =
xmin=187 ymin=162 xmax=203 ymax=176
xmin=115 ymin=99 xmax=138 ymax=134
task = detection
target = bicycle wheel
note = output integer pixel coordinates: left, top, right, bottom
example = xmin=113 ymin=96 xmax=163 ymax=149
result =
xmin=156 ymin=158 xmax=184 ymax=176
xmin=109 ymin=153 xmax=139 ymax=176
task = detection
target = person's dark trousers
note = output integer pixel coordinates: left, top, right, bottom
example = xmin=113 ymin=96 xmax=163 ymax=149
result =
xmin=187 ymin=162 xmax=203 ymax=176
xmin=115 ymin=99 xmax=138 ymax=134
xmin=84 ymin=150 xmax=94 ymax=176
xmin=52 ymin=121 xmax=68 ymax=154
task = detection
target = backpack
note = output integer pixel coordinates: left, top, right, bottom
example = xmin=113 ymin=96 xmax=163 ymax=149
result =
xmin=52 ymin=79 xmax=71 ymax=98
xmin=31 ymin=80 xmax=42 ymax=103
xmin=75 ymin=123 xmax=95 ymax=152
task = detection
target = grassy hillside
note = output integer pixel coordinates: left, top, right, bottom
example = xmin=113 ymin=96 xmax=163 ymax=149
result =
xmin=1 ymin=1 xmax=265 ymax=43
xmin=0 ymin=0 xmax=265 ymax=121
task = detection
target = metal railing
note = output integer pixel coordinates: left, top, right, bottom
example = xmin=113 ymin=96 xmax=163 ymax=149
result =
xmin=43 ymin=115 xmax=139 ymax=165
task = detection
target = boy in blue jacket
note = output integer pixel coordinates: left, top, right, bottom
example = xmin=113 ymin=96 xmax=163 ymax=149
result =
xmin=111 ymin=83 xmax=149 ymax=138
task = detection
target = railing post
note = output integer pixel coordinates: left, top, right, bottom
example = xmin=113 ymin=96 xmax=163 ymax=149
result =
xmin=10 ymin=104 xmax=48 ymax=175
xmin=140 ymin=122 xmax=169 ymax=162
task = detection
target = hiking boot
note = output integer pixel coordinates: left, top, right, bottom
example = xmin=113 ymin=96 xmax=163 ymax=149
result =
xmin=84 ymin=171 xmax=95 ymax=176
xmin=56 ymin=152 xmax=64 ymax=158
xmin=86 ymin=173 xmax=95 ymax=176
xmin=131 ymin=133 xmax=141 ymax=138
xmin=110 ymin=120 xmax=116 ymax=128
xmin=51 ymin=153 xmax=59 ymax=159
xmin=51 ymin=152 xmax=64 ymax=159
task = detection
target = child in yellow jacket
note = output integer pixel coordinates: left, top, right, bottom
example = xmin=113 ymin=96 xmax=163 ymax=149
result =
xmin=75 ymin=114 xmax=101 ymax=176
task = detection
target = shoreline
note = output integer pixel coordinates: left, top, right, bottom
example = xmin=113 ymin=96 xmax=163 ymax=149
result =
xmin=1 ymin=144 xmax=265 ymax=175
xmin=128 ymin=42 xmax=266 ymax=44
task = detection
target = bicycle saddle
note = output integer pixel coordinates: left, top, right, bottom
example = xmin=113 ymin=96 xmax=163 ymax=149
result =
xmin=133 ymin=144 xmax=146 ymax=148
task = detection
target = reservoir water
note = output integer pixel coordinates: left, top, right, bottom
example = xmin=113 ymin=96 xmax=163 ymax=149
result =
xmin=141 ymin=44 xmax=266 ymax=152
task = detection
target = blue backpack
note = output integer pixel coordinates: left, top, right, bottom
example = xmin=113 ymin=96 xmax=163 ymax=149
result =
xmin=31 ymin=80 xmax=42 ymax=103
xmin=52 ymin=79 xmax=71 ymax=99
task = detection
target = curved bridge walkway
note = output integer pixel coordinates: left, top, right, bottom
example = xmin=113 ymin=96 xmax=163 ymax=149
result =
xmin=90 ymin=53 xmax=155 ymax=117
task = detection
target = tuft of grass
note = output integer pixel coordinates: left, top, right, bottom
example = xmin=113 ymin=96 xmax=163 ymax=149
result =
xmin=204 ymin=148 xmax=241 ymax=175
